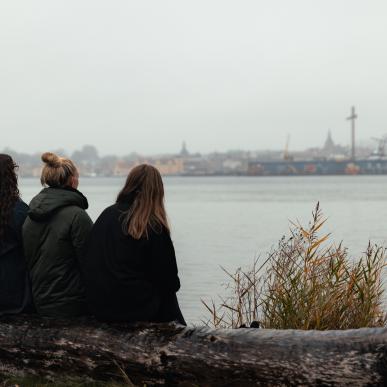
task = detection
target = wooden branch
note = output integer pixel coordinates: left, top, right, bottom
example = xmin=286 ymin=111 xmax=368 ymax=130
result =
xmin=0 ymin=315 xmax=386 ymax=386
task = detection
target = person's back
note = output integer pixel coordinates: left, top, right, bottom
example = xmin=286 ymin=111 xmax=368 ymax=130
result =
xmin=83 ymin=164 xmax=185 ymax=325
xmin=23 ymin=152 xmax=93 ymax=317
xmin=0 ymin=154 xmax=33 ymax=315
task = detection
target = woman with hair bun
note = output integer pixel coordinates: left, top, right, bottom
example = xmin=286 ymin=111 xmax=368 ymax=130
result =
xmin=0 ymin=154 xmax=33 ymax=315
xmin=23 ymin=152 xmax=93 ymax=317
xmin=83 ymin=164 xmax=185 ymax=325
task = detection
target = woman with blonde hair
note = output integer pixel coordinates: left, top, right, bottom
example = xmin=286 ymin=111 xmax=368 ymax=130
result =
xmin=83 ymin=164 xmax=185 ymax=324
xmin=23 ymin=152 xmax=93 ymax=317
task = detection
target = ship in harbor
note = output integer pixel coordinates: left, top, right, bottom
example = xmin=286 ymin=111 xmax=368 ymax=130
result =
xmin=248 ymin=158 xmax=387 ymax=176
xmin=248 ymin=107 xmax=387 ymax=176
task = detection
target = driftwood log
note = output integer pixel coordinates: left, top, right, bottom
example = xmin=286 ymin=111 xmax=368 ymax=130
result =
xmin=0 ymin=315 xmax=386 ymax=386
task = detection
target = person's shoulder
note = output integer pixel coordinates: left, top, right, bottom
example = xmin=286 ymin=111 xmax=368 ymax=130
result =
xmin=100 ymin=203 xmax=120 ymax=217
xmin=13 ymin=199 xmax=29 ymax=221
xmin=93 ymin=203 xmax=121 ymax=224
xmin=14 ymin=199 xmax=28 ymax=212
xmin=55 ymin=203 xmax=92 ymax=229
xmin=62 ymin=204 xmax=88 ymax=217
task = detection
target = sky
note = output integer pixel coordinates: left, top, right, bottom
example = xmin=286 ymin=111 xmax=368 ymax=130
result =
xmin=1 ymin=0 xmax=387 ymax=155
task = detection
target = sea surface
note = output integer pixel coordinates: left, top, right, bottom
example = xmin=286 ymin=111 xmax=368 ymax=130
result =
xmin=19 ymin=176 xmax=387 ymax=324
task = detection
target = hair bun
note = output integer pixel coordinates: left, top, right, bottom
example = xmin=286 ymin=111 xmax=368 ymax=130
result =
xmin=41 ymin=152 xmax=61 ymax=168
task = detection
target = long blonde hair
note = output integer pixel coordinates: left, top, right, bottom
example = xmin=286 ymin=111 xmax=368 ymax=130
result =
xmin=117 ymin=164 xmax=169 ymax=239
xmin=40 ymin=152 xmax=77 ymax=187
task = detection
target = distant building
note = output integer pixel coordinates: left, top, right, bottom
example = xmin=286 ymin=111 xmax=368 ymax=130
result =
xmin=113 ymin=160 xmax=133 ymax=176
xmin=324 ymin=130 xmax=335 ymax=153
xmin=153 ymin=158 xmax=184 ymax=175
xmin=321 ymin=130 xmax=347 ymax=158
xmin=180 ymin=141 xmax=189 ymax=157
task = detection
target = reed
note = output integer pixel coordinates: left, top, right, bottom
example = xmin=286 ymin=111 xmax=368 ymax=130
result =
xmin=202 ymin=203 xmax=387 ymax=330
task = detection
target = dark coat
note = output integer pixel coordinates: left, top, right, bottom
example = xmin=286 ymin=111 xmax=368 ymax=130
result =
xmin=23 ymin=187 xmax=93 ymax=317
xmin=83 ymin=198 xmax=185 ymax=324
xmin=0 ymin=199 xmax=33 ymax=315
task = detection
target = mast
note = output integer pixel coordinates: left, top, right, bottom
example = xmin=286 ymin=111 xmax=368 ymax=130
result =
xmin=346 ymin=106 xmax=357 ymax=160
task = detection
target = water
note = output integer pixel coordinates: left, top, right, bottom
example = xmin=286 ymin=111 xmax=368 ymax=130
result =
xmin=19 ymin=176 xmax=387 ymax=324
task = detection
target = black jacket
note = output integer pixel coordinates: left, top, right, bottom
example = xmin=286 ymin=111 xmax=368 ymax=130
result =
xmin=0 ymin=199 xmax=33 ymax=315
xmin=83 ymin=198 xmax=183 ymax=323
xmin=23 ymin=187 xmax=93 ymax=317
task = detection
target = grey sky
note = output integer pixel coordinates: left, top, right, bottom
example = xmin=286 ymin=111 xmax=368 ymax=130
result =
xmin=1 ymin=0 xmax=386 ymax=155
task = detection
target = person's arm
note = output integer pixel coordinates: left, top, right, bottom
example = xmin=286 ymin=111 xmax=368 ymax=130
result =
xmin=14 ymin=200 xmax=29 ymax=242
xmin=70 ymin=210 xmax=93 ymax=261
xmin=149 ymin=230 xmax=181 ymax=293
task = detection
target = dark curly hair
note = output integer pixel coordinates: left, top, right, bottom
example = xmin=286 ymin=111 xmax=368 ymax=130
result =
xmin=0 ymin=154 xmax=20 ymax=240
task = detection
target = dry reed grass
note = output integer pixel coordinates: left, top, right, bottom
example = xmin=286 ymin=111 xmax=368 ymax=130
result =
xmin=202 ymin=203 xmax=387 ymax=330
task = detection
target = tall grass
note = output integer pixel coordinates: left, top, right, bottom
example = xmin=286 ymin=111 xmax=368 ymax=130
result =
xmin=202 ymin=203 xmax=387 ymax=330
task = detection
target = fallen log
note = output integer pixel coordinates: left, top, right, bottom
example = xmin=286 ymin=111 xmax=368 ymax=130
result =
xmin=0 ymin=315 xmax=386 ymax=386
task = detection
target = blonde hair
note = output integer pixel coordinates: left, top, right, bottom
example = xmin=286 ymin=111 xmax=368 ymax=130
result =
xmin=117 ymin=164 xmax=170 ymax=239
xmin=40 ymin=152 xmax=78 ymax=187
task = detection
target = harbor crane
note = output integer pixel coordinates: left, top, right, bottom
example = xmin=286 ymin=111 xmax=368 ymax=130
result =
xmin=370 ymin=136 xmax=387 ymax=159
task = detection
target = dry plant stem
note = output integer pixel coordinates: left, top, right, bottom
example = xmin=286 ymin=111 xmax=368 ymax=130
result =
xmin=203 ymin=202 xmax=387 ymax=330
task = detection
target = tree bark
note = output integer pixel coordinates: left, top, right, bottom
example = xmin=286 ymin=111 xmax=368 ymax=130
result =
xmin=0 ymin=315 xmax=386 ymax=386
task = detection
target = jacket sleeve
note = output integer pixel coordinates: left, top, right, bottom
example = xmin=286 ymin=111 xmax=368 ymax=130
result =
xmin=71 ymin=210 xmax=93 ymax=262
xmin=14 ymin=201 xmax=29 ymax=243
xmin=149 ymin=230 xmax=181 ymax=294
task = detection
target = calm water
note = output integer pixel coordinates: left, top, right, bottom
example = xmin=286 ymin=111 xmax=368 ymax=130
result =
xmin=19 ymin=176 xmax=387 ymax=324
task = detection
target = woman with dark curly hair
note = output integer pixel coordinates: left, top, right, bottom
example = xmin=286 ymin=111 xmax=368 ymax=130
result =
xmin=0 ymin=154 xmax=33 ymax=315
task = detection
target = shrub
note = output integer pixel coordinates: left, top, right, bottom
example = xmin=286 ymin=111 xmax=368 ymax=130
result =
xmin=202 ymin=203 xmax=387 ymax=330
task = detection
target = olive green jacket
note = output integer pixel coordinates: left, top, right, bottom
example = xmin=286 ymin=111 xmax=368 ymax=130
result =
xmin=23 ymin=187 xmax=93 ymax=317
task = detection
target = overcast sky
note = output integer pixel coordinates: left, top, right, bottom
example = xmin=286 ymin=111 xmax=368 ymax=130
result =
xmin=1 ymin=0 xmax=386 ymax=155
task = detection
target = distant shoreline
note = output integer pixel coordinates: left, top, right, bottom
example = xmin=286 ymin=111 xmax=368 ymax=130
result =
xmin=18 ymin=173 xmax=387 ymax=179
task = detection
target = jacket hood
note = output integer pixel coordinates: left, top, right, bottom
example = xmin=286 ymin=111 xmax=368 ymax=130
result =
xmin=28 ymin=187 xmax=88 ymax=222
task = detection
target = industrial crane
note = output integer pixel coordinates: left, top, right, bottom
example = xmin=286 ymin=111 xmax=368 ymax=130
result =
xmin=370 ymin=136 xmax=387 ymax=159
